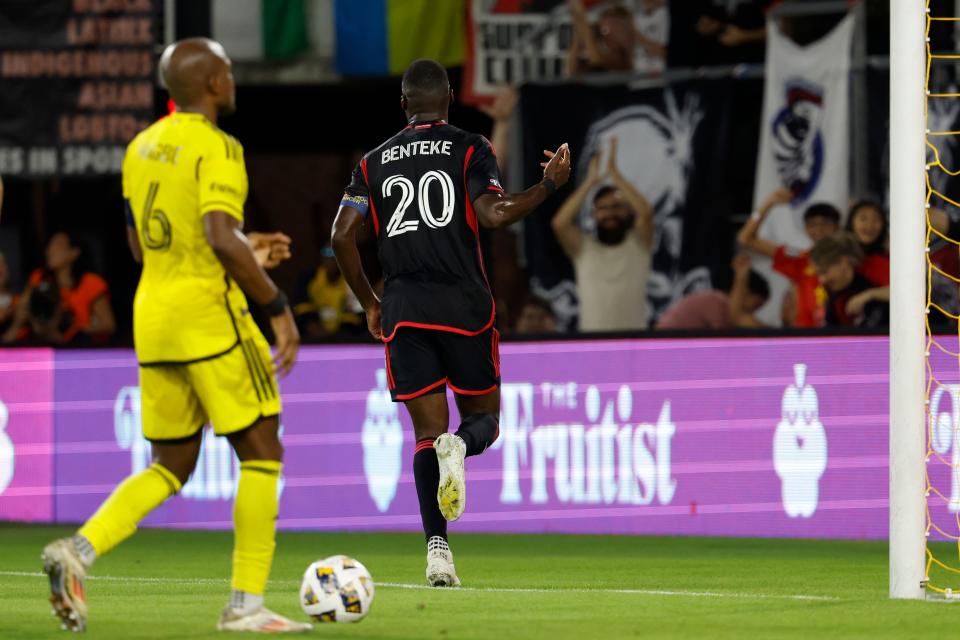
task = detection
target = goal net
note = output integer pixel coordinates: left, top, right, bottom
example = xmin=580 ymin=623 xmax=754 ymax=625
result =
xmin=924 ymin=5 xmax=960 ymax=599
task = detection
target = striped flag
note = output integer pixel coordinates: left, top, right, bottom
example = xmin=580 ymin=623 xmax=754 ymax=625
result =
xmin=212 ymin=0 xmax=311 ymax=60
xmin=208 ymin=0 xmax=463 ymax=74
xmin=334 ymin=0 xmax=465 ymax=76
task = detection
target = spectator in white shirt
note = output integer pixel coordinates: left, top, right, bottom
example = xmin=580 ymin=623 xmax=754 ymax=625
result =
xmin=551 ymin=138 xmax=654 ymax=331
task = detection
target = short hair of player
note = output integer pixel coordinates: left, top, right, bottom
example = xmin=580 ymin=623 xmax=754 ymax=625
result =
xmin=809 ymin=232 xmax=864 ymax=269
xmin=802 ymin=202 xmax=841 ymax=225
xmin=401 ymin=59 xmax=450 ymax=102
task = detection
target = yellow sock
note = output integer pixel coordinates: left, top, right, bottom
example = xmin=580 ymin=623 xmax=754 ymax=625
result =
xmin=78 ymin=463 xmax=182 ymax=557
xmin=231 ymin=460 xmax=282 ymax=595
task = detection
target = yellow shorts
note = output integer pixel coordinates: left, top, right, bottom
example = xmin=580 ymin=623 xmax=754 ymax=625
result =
xmin=139 ymin=317 xmax=281 ymax=442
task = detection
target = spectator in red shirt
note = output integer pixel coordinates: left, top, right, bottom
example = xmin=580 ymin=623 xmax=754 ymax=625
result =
xmin=737 ymin=187 xmax=841 ymax=327
xmin=2 ymin=231 xmax=115 ymax=345
xmin=846 ymin=200 xmax=889 ymax=286
xmin=810 ymin=232 xmax=889 ymax=328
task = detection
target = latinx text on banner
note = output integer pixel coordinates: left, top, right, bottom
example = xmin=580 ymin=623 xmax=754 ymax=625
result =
xmin=0 ymin=0 xmax=160 ymax=177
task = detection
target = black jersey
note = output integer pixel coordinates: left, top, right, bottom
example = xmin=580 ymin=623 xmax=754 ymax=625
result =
xmin=341 ymin=120 xmax=504 ymax=342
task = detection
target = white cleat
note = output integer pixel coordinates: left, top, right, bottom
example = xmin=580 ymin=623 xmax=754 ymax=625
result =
xmin=435 ymin=433 xmax=467 ymax=521
xmin=41 ymin=538 xmax=88 ymax=632
xmin=217 ymin=605 xmax=312 ymax=633
xmin=426 ymin=536 xmax=461 ymax=587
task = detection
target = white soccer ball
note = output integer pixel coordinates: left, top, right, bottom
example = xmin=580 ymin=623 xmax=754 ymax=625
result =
xmin=299 ymin=555 xmax=375 ymax=623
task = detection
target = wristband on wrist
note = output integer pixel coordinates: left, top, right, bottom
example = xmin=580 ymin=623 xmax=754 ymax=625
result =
xmin=263 ymin=290 xmax=289 ymax=317
xmin=750 ymin=210 xmax=762 ymax=222
xmin=542 ymin=177 xmax=558 ymax=195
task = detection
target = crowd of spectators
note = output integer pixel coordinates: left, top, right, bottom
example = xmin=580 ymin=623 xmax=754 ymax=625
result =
xmin=564 ymin=0 xmax=776 ymax=78
xmin=476 ymin=0 xmax=897 ymax=335
xmin=542 ymin=160 xmax=893 ymax=334
xmin=2 ymin=231 xmax=115 ymax=346
xmin=0 ymin=2 xmax=915 ymax=345
xmin=732 ymin=188 xmax=891 ymax=330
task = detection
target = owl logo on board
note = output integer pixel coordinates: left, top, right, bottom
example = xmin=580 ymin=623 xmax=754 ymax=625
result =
xmin=362 ymin=370 xmax=403 ymax=512
xmin=773 ymin=364 xmax=828 ymax=518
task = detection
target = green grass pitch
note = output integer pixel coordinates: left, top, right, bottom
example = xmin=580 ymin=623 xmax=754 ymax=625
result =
xmin=1 ymin=524 xmax=959 ymax=638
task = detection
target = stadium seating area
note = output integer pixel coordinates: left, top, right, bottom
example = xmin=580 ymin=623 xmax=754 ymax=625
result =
xmin=0 ymin=0 xmax=919 ymax=346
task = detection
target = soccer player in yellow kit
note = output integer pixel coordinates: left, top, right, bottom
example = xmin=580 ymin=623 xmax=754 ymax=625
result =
xmin=40 ymin=38 xmax=310 ymax=634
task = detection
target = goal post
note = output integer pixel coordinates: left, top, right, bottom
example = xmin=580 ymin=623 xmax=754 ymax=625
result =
xmin=888 ymin=0 xmax=927 ymax=601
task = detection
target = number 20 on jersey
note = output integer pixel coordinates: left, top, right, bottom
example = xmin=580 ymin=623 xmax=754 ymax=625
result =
xmin=382 ymin=170 xmax=456 ymax=238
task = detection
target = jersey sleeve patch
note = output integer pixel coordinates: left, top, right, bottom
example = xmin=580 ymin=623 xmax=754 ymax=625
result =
xmin=340 ymin=193 xmax=369 ymax=215
xmin=198 ymin=132 xmax=247 ymax=222
xmin=341 ymin=161 xmax=370 ymax=216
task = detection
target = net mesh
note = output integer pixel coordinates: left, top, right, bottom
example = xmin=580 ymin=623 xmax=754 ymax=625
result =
xmin=925 ymin=4 xmax=960 ymax=597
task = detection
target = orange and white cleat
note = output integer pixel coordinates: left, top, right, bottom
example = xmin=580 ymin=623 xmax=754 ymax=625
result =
xmin=41 ymin=538 xmax=88 ymax=632
xmin=217 ymin=605 xmax=312 ymax=633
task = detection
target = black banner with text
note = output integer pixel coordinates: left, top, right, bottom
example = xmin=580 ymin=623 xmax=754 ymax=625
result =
xmin=0 ymin=0 xmax=160 ymax=177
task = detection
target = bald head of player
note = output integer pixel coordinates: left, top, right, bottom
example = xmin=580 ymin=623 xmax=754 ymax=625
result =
xmin=159 ymin=38 xmax=236 ymax=121
xmin=401 ymin=59 xmax=453 ymax=124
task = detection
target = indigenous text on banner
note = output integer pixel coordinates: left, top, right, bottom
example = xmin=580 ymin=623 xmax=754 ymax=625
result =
xmin=0 ymin=1 xmax=160 ymax=177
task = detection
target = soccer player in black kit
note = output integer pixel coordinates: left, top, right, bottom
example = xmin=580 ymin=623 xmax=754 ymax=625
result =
xmin=332 ymin=59 xmax=571 ymax=587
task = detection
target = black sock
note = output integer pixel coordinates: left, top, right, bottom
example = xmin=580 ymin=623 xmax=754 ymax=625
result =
xmin=455 ymin=413 xmax=500 ymax=457
xmin=413 ymin=439 xmax=447 ymax=542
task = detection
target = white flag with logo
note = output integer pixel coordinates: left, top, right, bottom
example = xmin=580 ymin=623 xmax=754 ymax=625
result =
xmin=751 ymin=14 xmax=854 ymax=323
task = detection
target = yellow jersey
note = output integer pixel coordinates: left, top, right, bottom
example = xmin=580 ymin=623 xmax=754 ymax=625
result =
xmin=122 ymin=112 xmax=249 ymax=365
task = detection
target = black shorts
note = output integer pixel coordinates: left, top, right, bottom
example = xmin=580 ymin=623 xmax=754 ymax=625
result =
xmin=385 ymin=327 xmax=501 ymax=402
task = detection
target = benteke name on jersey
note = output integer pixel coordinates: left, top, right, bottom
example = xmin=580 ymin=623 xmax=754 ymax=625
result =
xmin=381 ymin=140 xmax=453 ymax=165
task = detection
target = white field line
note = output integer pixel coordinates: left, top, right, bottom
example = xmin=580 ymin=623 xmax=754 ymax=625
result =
xmin=0 ymin=571 xmax=837 ymax=602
